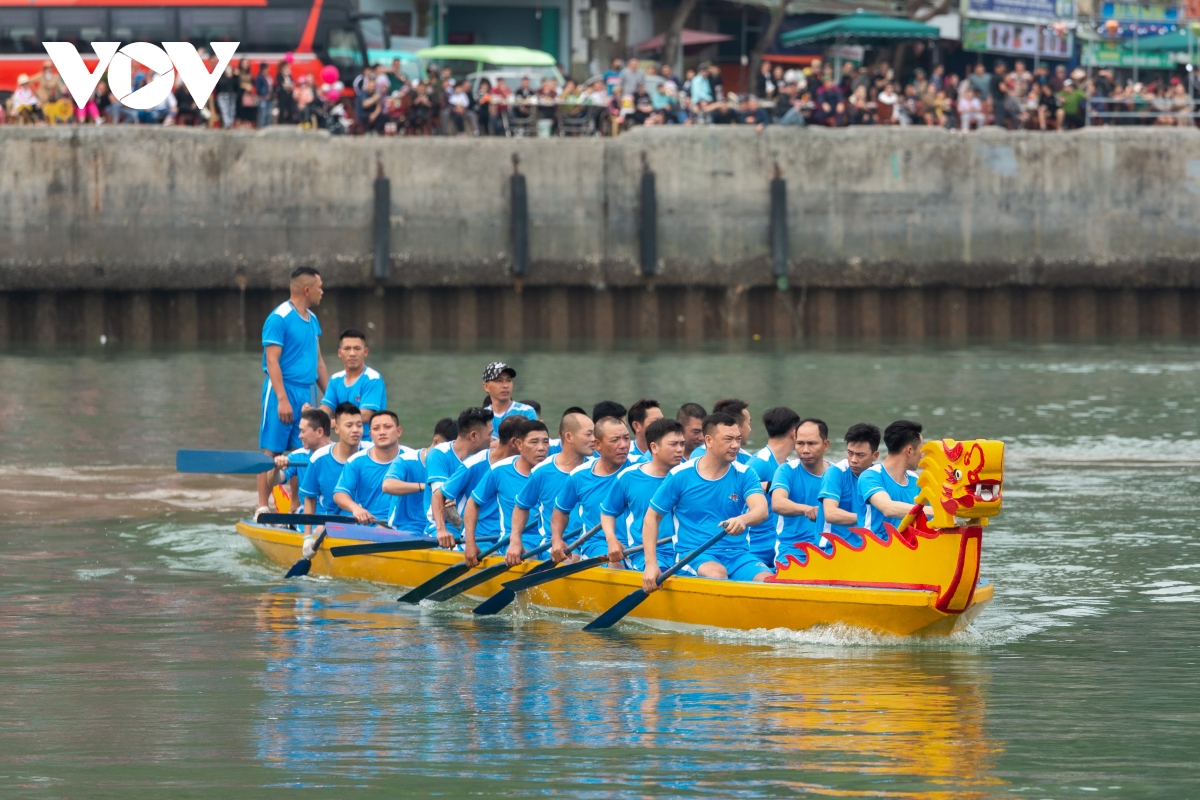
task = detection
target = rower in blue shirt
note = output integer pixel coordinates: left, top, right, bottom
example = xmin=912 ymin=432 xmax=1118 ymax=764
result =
xmin=518 ymin=399 xmax=562 ymax=456
xmin=381 ymin=417 xmax=458 ymax=534
xmin=687 ymin=398 xmax=754 ymax=464
xmin=600 ymin=417 xmax=685 ymax=571
xmin=510 ymin=409 xmax=594 ymax=562
xmin=746 ymin=406 xmax=802 ymax=565
xmin=442 ymin=416 xmax=523 ymax=565
xmin=858 ymin=420 xmax=925 ymax=539
xmin=771 ymin=418 xmax=833 ymax=566
xmin=424 ymin=407 xmax=493 ymax=547
xmin=817 ymin=423 xmax=880 ymax=550
xmin=463 ymin=419 xmax=549 ymax=564
xmin=333 ymin=411 xmax=407 ymax=523
xmin=481 ymin=362 xmax=537 ymax=439
xmin=299 ymin=403 xmax=367 ymax=517
xmin=550 ymin=415 xmax=634 ymax=562
xmin=626 ymin=398 xmax=663 ymax=463
xmin=257 ymin=266 xmax=328 ymax=516
xmin=642 ymin=411 xmax=771 ymax=586
xmin=319 ymin=328 xmax=387 ymax=442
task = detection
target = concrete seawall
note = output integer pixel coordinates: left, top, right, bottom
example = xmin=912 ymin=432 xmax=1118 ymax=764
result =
xmin=2 ymin=126 xmax=1199 ymax=344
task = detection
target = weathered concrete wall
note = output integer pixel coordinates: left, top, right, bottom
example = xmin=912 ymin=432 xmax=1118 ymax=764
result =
xmin=3 ymin=126 xmax=1200 ymax=294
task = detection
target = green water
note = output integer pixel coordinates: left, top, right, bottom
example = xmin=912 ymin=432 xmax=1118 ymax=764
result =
xmin=1 ymin=343 xmax=1198 ymax=798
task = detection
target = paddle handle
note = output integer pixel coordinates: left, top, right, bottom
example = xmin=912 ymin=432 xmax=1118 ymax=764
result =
xmin=619 ymin=535 xmax=673 ymax=559
xmin=657 ymin=528 xmax=727 ymax=586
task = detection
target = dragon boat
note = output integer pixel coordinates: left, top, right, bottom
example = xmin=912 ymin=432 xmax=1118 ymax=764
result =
xmin=237 ymin=438 xmax=1004 ymax=637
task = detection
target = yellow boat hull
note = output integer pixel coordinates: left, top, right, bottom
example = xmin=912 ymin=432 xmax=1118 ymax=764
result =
xmin=238 ymin=521 xmax=992 ymax=637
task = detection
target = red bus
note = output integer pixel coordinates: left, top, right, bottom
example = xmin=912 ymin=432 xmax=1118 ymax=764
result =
xmin=0 ymin=0 xmax=375 ymax=96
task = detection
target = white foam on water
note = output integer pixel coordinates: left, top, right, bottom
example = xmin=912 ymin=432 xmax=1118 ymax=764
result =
xmin=74 ymin=568 xmax=121 ymax=580
xmin=145 ymin=522 xmax=282 ymax=583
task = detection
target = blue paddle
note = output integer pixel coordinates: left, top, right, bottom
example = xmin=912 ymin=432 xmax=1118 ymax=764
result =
xmin=176 ymin=450 xmax=310 ymax=474
xmin=471 ymin=524 xmax=603 ymax=616
xmin=583 ymin=527 xmax=728 ymax=631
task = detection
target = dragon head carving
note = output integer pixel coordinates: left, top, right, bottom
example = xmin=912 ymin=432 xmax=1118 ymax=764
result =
xmin=915 ymin=439 xmax=1004 ymax=529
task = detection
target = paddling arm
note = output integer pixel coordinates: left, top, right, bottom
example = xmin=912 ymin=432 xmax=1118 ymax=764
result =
xmin=642 ymin=508 xmax=664 ymax=592
xmin=771 ymin=487 xmax=818 ymax=521
xmin=550 ymin=508 xmax=571 ymax=563
xmin=429 ymin=487 xmax=456 ymax=548
xmin=866 ymin=490 xmax=926 ymax=521
xmin=506 ymin=507 xmax=531 ymax=566
xmin=600 ymin=513 xmax=624 ymax=565
xmin=333 ymin=491 xmax=374 ymax=524
xmin=462 ymin=498 xmax=482 ymax=567
xmin=822 ymin=497 xmax=858 ymax=527
xmin=303 ymin=496 xmax=317 ymax=534
xmin=382 ymin=477 xmax=425 ymax=496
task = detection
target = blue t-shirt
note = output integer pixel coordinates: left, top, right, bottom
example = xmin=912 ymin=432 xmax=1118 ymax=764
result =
xmin=333 ymin=448 xmax=402 ymax=521
xmin=817 ymin=459 xmax=866 ymax=545
xmin=441 ymin=450 xmax=496 ymax=541
xmin=384 ymin=448 xmax=430 ymax=533
xmin=514 ymin=455 xmax=581 ymax=540
xmin=322 ymin=367 xmax=387 ymax=441
xmin=554 ymin=459 xmax=633 ymax=539
xmin=424 ymin=441 xmax=467 ymax=535
xmin=629 ymin=441 xmax=646 ymax=461
xmin=857 ymin=462 xmax=920 ymax=537
xmin=261 ymin=301 xmax=322 ymax=386
xmin=471 ymin=455 xmax=541 ymax=549
xmin=489 ymin=401 xmax=538 ymax=438
xmin=547 ymin=438 xmax=563 ymax=456
xmin=600 ymin=463 xmax=674 ymax=559
xmin=689 ymin=445 xmax=754 ymax=465
xmin=298 ymin=442 xmax=367 ymax=515
xmin=649 ymin=460 xmax=764 ymax=558
xmin=746 ymin=446 xmax=784 ymax=558
xmin=770 ymin=459 xmax=831 ymax=550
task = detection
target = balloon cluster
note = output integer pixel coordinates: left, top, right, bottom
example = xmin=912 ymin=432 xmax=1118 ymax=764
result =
xmin=319 ymin=65 xmax=344 ymax=104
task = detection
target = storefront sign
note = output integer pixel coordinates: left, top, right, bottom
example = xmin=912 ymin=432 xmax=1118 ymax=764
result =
xmin=1099 ymin=2 xmax=1178 ymax=21
xmin=1081 ymin=40 xmax=1177 ymax=66
xmin=963 ymin=18 xmax=1073 ymax=57
xmin=965 ymin=0 xmax=1069 ymax=22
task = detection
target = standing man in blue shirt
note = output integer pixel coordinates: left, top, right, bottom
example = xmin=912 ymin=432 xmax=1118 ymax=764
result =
xmin=320 ymin=328 xmax=387 ymax=443
xmin=746 ymin=406 xmax=801 ymax=565
xmin=257 ymin=266 xmax=328 ymax=517
xmin=771 ymin=418 xmax=833 ymax=565
xmin=817 ymin=423 xmax=880 ymax=549
xmin=627 ymin=399 xmax=663 ymax=462
xmin=550 ymin=415 xmax=632 ymax=562
xmin=265 ymin=407 xmax=332 ymax=511
xmin=425 ymin=407 xmax=493 ymax=547
xmin=481 ymin=362 xmax=537 ymax=439
xmin=333 ymin=411 xmax=406 ymax=524
xmin=642 ymin=412 xmax=770 ymax=587
xmin=858 ymin=420 xmax=925 ymax=538
xmin=600 ymin=417 xmax=685 ymax=570
xmin=509 ymin=409 xmax=594 ymax=563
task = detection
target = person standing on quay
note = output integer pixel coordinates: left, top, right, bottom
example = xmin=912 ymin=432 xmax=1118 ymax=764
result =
xmin=257 ymin=267 xmax=328 ymax=518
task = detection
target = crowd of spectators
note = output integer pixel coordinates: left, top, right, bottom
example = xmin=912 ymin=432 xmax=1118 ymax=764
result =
xmin=4 ymin=51 xmax=1195 ymax=133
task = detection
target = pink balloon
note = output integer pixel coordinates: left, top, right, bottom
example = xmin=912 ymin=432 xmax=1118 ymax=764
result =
xmin=320 ymin=65 xmax=339 ymax=84
xmin=284 ymin=51 xmax=295 ymax=64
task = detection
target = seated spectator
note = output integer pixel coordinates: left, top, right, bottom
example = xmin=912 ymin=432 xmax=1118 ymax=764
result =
xmin=709 ymin=95 xmax=739 ymax=124
xmin=174 ymin=76 xmax=202 ymax=126
xmin=815 ymin=78 xmax=846 ymax=126
xmin=1037 ymin=81 xmax=1062 ymax=131
xmin=444 ymin=82 xmax=475 ymax=135
xmin=740 ymin=95 xmax=770 ymax=129
xmin=876 ymin=83 xmax=899 ymax=125
xmin=958 ymin=86 xmax=985 ymax=131
xmin=1059 ymin=79 xmax=1086 ymax=129
xmin=36 ymin=61 xmax=73 ymax=124
xmin=10 ymin=73 xmax=42 ymax=124
xmin=140 ymin=75 xmax=178 ymax=124
xmin=778 ymin=94 xmax=807 ymax=126
xmin=511 ymin=76 xmax=537 ymax=124
xmin=630 ymin=85 xmax=654 ymax=125
xmin=847 ymin=86 xmax=873 ymax=125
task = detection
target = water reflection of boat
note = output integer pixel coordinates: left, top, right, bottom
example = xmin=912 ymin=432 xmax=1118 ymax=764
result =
xmin=239 ymin=438 xmax=1003 ymax=638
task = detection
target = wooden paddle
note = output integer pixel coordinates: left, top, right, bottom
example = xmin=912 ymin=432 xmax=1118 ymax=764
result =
xmin=471 ymin=524 xmax=604 ymax=616
xmin=583 ymin=527 xmax=728 ymax=631
xmin=176 ymin=450 xmax=309 ymax=474
xmin=396 ymin=536 xmax=510 ymax=604
xmin=500 ymin=536 xmax=673 ymax=594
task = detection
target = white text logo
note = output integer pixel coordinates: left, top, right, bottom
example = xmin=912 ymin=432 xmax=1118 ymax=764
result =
xmin=43 ymin=42 xmax=240 ymax=110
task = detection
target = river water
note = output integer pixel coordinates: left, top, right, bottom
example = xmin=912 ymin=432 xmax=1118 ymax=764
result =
xmin=1 ymin=343 xmax=1197 ymax=798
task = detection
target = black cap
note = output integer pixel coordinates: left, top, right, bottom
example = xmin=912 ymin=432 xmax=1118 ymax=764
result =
xmin=482 ymin=361 xmax=516 ymax=382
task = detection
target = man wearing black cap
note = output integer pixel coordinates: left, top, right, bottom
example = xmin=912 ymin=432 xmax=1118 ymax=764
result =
xmin=482 ymin=361 xmax=537 ymax=440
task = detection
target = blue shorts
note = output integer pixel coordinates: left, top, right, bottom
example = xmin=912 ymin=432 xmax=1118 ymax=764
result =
xmin=750 ymin=545 xmax=777 ymax=567
xmin=259 ymin=379 xmax=311 ymax=453
xmin=625 ymin=547 xmax=676 ymax=572
xmin=684 ymin=550 xmax=771 ymax=582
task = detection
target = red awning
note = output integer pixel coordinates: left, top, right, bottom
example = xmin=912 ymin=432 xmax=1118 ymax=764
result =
xmin=633 ymin=29 xmax=734 ymax=54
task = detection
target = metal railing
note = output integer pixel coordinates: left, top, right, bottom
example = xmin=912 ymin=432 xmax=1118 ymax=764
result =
xmin=1086 ymin=95 xmax=1200 ymax=126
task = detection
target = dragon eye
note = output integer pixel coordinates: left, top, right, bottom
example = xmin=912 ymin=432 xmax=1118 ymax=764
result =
xmin=953 ymin=469 xmax=963 ymax=481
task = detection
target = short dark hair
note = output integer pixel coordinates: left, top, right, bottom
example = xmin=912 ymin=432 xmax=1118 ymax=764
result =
xmin=677 ymin=402 xmax=707 ymax=423
xmin=300 ymin=407 xmax=331 ymax=436
xmin=798 ymin=417 xmax=829 ymax=440
xmin=562 ymin=406 xmax=588 ymax=418
xmin=518 ymin=399 xmax=541 ymax=416
xmin=593 ymin=400 xmax=627 ymax=423
xmin=713 ymin=398 xmax=749 ymax=420
xmin=628 ymin=398 xmax=661 ymax=428
xmin=290 ymin=266 xmax=320 ymax=281
xmin=333 ymin=402 xmax=361 ymax=420
xmin=498 ymin=415 xmax=525 ymax=445
xmin=702 ymin=411 xmax=739 ymax=437
xmin=434 ymin=417 xmax=459 ymax=441
xmin=373 ymin=410 xmax=400 ymax=427
xmin=339 ymin=328 xmax=367 ymax=344
xmin=762 ymin=406 xmax=801 ymax=439
xmin=844 ymin=422 xmax=881 ymax=451
xmin=517 ymin=419 xmax=549 ymax=438
xmin=457 ymin=407 xmax=494 ymax=436
xmin=883 ymin=420 xmax=923 ymax=453
xmin=645 ymin=417 xmax=684 ymax=447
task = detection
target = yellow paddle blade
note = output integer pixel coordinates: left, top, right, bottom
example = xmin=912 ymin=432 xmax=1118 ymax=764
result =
xmin=272 ymin=484 xmax=293 ymax=514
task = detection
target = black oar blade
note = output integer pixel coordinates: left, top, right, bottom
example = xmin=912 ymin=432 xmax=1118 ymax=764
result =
xmin=502 ymin=555 xmax=608 ymax=592
xmin=472 ymin=560 xmax=558 ymax=616
xmin=426 ymin=562 xmax=513 ymax=603
xmin=330 ymin=541 xmax=437 ymax=558
xmin=259 ymin=513 xmax=351 ymax=526
xmin=284 ymin=557 xmax=313 ymax=579
xmin=397 ymin=563 xmax=471 ymax=604
xmin=583 ymin=588 xmax=649 ymax=631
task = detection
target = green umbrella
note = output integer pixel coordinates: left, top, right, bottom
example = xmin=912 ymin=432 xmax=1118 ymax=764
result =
xmin=781 ymin=10 xmax=940 ymax=47
xmin=1132 ymin=28 xmax=1195 ymax=52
